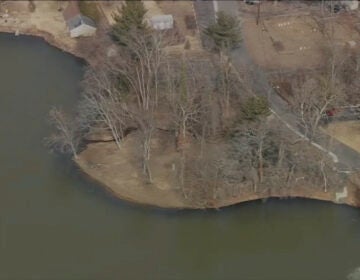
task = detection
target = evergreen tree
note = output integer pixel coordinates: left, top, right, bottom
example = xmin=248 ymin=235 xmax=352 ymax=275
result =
xmin=111 ymin=1 xmax=148 ymax=46
xmin=241 ymin=97 xmax=270 ymax=121
xmin=204 ymin=11 xmax=241 ymax=51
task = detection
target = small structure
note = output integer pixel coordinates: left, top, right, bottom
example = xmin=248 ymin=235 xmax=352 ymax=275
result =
xmin=149 ymin=15 xmax=174 ymax=30
xmin=63 ymin=1 xmax=96 ymax=38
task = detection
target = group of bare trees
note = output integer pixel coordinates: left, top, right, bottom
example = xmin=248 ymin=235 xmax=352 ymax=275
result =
xmin=46 ymin=5 xmax=351 ymax=206
xmin=291 ymin=72 xmax=344 ymax=140
xmin=79 ymin=31 xmax=167 ymax=182
xmin=47 ymin=33 xmax=346 ymax=205
xmin=46 ymin=107 xmax=80 ymax=159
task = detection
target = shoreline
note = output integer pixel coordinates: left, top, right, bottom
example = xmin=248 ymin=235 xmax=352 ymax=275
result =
xmin=77 ymin=157 xmax=360 ymax=210
xmin=3 ymin=28 xmax=359 ymax=210
xmin=0 ymin=26 xmax=91 ymax=64
xmin=76 ymin=141 xmax=360 ymax=210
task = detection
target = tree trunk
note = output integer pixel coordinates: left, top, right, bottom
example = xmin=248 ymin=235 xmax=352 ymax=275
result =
xmin=258 ymin=140 xmax=264 ymax=183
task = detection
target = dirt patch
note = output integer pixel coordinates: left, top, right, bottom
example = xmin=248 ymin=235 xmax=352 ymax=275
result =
xmin=323 ymin=121 xmax=360 ymax=152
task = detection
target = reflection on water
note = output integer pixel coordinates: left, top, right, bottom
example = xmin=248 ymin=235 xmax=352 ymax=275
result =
xmin=0 ymin=33 xmax=359 ymax=280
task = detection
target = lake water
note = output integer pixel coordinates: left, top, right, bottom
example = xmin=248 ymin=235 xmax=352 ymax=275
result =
xmin=0 ymin=33 xmax=359 ymax=280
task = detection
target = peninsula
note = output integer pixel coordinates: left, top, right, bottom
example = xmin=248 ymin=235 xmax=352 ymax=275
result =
xmin=4 ymin=0 xmax=360 ymax=209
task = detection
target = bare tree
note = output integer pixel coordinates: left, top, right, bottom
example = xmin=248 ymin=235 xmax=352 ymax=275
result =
xmin=126 ymin=107 xmax=155 ymax=183
xmin=80 ymin=66 xmax=129 ymax=149
xmin=112 ymin=30 xmax=166 ymax=111
xmin=164 ymin=58 xmax=206 ymax=149
xmin=214 ymin=53 xmax=237 ymax=120
xmin=46 ymin=107 xmax=79 ymax=159
xmin=291 ymin=73 xmax=344 ymax=141
xmin=182 ymin=143 xmax=230 ymax=207
xmin=88 ymin=31 xmax=169 ymax=182
xmin=231 ymin=116 xmax=272 ymax=192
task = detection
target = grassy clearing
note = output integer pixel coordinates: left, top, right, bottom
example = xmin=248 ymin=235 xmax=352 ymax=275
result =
xmin=323 ymin=121 xmax=360 ymax=152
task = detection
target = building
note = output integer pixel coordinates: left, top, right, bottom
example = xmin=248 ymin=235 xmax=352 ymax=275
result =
xmin=149 ymin=15 xmax=174 ymax=30
xmin=63 ymin=1 xmax=97 ymax=38
xmin=66 ymin=14 xmax=97 ymax=38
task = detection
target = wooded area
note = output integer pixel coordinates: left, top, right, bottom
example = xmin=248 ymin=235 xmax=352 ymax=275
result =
xmin=46 ymin=1 xmax=354 ymax=207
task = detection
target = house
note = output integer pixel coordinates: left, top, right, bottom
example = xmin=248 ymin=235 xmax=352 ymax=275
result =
xmin=149 ymin=15 xmax=174 ymax=30
xmin=63 ymin=1 xmax=97 ymax=38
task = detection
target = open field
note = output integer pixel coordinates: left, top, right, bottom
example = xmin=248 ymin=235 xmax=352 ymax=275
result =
xmin=242 ymin=12 xmax=360 ymax=69
xmin=323 ymin=121 xmax=360 ymax=153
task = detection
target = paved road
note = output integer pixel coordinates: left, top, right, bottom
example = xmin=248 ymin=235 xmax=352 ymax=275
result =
xmin=195 ymin=0 xmax=360 ymax=171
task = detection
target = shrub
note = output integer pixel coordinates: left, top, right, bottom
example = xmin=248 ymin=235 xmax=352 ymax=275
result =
xmin=241 ymin=96 xmax=270 ymax=121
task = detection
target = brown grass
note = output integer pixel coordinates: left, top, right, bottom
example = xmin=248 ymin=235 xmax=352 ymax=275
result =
xmin=323 ymin=121 xmax=360 ymax=152
xmin=242 ymin=13 xmax=360 ymax=69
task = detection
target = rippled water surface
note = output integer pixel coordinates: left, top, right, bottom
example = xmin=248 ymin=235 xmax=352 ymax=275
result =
xmin=0 ymin=33 xmax=359 ymax=280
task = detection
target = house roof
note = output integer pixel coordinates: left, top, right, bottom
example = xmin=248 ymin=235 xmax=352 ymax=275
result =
xmin=63 ymin=1 xmax=80 ymax=21
xmin=150 ymin=15 xmax=174 ymax=25
xmin=81 ymin=15 xmax=96 ymax=27
xmin=149 ymin=14 xmax=174 ymax=30
xmin=67 ymin=14 xmax=96 ymax=30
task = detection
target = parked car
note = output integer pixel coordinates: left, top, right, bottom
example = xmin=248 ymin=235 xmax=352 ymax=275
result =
xmin=245 ymin=0 xmax=260 ymax=5
xmin=325 ymin=108 xmax=339 ymax=117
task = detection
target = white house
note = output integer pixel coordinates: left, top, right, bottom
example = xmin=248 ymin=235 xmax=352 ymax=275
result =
xmin=149 ymin=15 xmax=174 ymax=30
xmin=63 ymin=1 xmax=97 ymax=38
